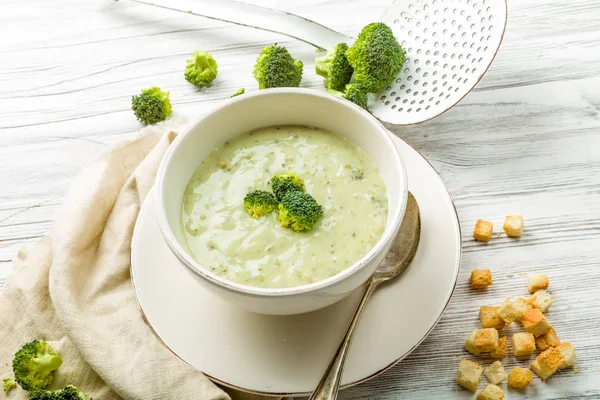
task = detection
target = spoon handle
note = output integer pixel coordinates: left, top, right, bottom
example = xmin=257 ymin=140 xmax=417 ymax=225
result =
xmin=126 ymin=0 xmax=352 ymax=49
xmin=308 ymin=278 xmax=380 ymax=400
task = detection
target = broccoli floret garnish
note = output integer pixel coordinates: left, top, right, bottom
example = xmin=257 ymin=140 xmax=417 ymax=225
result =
xmin=345 ymin=22 xmax=406 ymax=93
xmin=29 ymin=385 xmax=90 ymax=400
xmin=12 ymin=340 xmax=62 ymax=391
xmin=315 ymin=43 xmax=353 ymax=92
xmin=328 ymin=83 xmax=368 ymax=110
xmin=131 ymin=86 xmax=173 ymax=125
xmin=270 ymin=172 xmax=305 ymax=201
xmin=253 ymin=44 xmax=303 ymax=89
xmin=231 ymin=88 xmax=245 ymax=97
xmin=3 ymin=378 xmax=16 ymax=394
xmin=184 ymin=50 xmax=218 ymax=88
xmin=243 ymin=190 xmax=278 ymax=218
xmin=278 ymin=191 xmax=323 ymax=232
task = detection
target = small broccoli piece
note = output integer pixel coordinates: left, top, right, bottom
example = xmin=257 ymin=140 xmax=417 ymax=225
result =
xmin=327 ymin=83 xmax=368 ymax=110
xmin=231 ymin=88 xmax=245 ymax=97
xmin=184 ymin=50 xmax=218 ymax=88
xmin=270 ymin=172 xmax=305 ymax=201
xmin=29 ymin=385 xmax=89 ymax=400
xmin=3 ymin=378 xmax=16 ymax=394
xmin=131 ymin=86 xmax=173 ymax=125
xmin=253 ymin=44 xmax=303 ymax=89
xmin=243 ymin=190 xmax=278 ymax=218
xmin=345 ymin=22 xmax=406 ymax=93
xmin=315 ymin=43 xmax=353 ymax=91
xmin=278 ymin=191 xmax=323 ymax=232
xmin=12 ymin=340 xmax=62 ymax=391
xmin=350 ymin=167 xmax=364 ymax=180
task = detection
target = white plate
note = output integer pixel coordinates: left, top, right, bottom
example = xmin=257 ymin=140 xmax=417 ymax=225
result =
xmin=131 ymin=134 xmax=461 ymax=396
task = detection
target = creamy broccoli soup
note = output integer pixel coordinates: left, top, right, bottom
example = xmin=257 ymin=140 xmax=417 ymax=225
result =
xmin=182 ymin=125 xmax=387 ymax=289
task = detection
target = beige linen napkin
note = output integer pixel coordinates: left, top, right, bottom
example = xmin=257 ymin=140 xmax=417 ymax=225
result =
xmin=0 ymin=117 xmax=276 ymax=400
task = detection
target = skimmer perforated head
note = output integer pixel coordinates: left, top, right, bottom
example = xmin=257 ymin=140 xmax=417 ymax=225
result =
xmin=370 ymin=0 xmax=507 ymax=125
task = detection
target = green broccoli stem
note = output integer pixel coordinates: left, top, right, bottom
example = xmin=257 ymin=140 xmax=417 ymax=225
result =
xmin=314 ymin=53 xmax=333 ymax=78
xmin=326 ymin=89 xmax=344 ymax=97
xmin=33 ymin=354 xmax=62 ymax=375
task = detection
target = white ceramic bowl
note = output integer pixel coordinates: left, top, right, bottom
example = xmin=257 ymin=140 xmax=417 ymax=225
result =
xmin=155 ymin=88 xmax=408 ymax=315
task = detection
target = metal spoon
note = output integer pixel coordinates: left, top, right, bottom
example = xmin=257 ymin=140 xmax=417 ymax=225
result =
xmin=309 ymin=191 xmax=421 ymax=400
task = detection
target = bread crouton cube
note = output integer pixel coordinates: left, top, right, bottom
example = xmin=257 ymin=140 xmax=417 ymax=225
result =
xmin=456 ymin=359 xmax=484 ymax=392
xmin=529 ymin=289 xmax=554 ymax=313
xmin=477 ymin=384 xmax=505 ymax=400
xmin=503 ymin=215 xmax=524 ymax=237
xmin=490 ymin=336 xmax=507 ymax=359
xmin=471 ymin=269 xmax=493 ymax=289
xmin=508 ymin=367 xmax=533 ymax=389
xmin=512 ymin=332 xmax=536 ymax=357
xmin=521 ymin=308 xmax=552 ymax=337
xmin=480 ymin=306 xmax=506 ymax=330
xmin=558 ymin=342 xmax=577 ymax=369
xmin=474 ymin=219 xmax=493 ymax=242
xmin=531 ymin=347 xmax=562 ymax=381
xmin=535 ymin=328 xmax=560 ymax=351
xmin=528 ymin=273 xmax=549 ymax=294
xmin=484 ymin=360 xmax=507 ymax=385
xmin=465 ymin=329 xmax=481 ymax=356
xmin=497 ymin=298 xmax=532 ymax=325
xmin=475 ymin=328 xmax=499 ymax=351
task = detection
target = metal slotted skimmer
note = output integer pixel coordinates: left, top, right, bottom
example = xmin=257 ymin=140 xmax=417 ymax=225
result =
xmin=128 ymin=0 xmax=507 ymax=125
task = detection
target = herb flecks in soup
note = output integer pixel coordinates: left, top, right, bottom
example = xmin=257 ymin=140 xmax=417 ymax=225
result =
xmin=182 ymin=125 xmax=387 ymax=288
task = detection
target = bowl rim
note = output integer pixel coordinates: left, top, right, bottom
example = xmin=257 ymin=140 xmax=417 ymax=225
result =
xmin=155 ymin=88 xmax=408 ymax=298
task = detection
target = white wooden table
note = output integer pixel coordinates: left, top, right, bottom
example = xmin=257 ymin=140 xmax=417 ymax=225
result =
xmin=1 ymin=0 xmax=599 ymax=398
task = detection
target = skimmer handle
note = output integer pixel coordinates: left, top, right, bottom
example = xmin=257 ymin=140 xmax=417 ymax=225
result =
xmin=128 ymin=0 xmax=352 ymax=49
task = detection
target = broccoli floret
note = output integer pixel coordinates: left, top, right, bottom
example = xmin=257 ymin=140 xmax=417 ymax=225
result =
xmin=270 ymin=172 xmax=305 ymax=201
xmin=12 ymin=340 xmax=62 ymax=391
xmin=131 ymin=86 xmax=173 ymax=125
xmin=345 ymin=22 xmax=406 ymax=93
xmin=315 ymin=43 xmax=353 ymax=92
xmin=3 ymin=378 xmax=16 ymax=394
xmin=243 ymin=190 xmax=278 ymax=218
xmin=278 ymin=191 xmax=323 ymax=232
xmin=327 ymin=83 xmax=368 ymax=110
xmin=184 ymin=50 xmax=218 ymax=88
xmin=29 ymin=385 xmax=89 ymax=400
xmin=231 ymin=88 xmax=245 ymax=98
xmin=253 ymin=44 xmax=303 ymax=89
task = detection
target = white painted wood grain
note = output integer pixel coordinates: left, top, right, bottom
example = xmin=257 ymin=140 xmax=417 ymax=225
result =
xmin=1 ymin=0 xmax=600 ymax=398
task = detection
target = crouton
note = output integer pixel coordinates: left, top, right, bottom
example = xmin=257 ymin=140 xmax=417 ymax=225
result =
xmin=528 ymin=274 xmax=549 ymax=294
xmin=456 ymin=359 xmax=484 ymax=392
xmin=508 ymin=367 xmax=533 ymax=389
xmin=475 ymin=328 xmax=499 ymax=351
xmin=531 ymin=347 xmax=562 ymax=381
xmin=558 ymin=342 xmax=577 ymax=369
xmin=490 ymin=336 xmax=507 ymax=359
xmin=521 ymin=308 xmax=552 ymax=337
xmin=512 ymin=332 xmax=536 ymax=357
xmin=474 ymin=219 xmax=493 ymax=242
xmin=535 ymin=328 xmax=560 ymax=351
xmin=484 ymin=361 xmax=508 ymax=385
xmin=497 ymin=298 xmax=532 ymax=325
xmin=465 ymin=329 xmax=481 ymax=356
xmin=471 ymin=269 xmax=493 ymax=289
xmin=503 ymin=215 xmax=524 ymax=237
xmin=480 ymin=306 xmax=506 ymax=330
xmin=477 ymin=384 xmax=505 ymax=400
xmin=529 ymin=289 xmax=554 ymax=313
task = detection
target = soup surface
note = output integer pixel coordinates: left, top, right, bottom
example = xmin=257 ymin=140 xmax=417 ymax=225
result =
xmin=182 ymin=125 xmax=387 ymax=288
